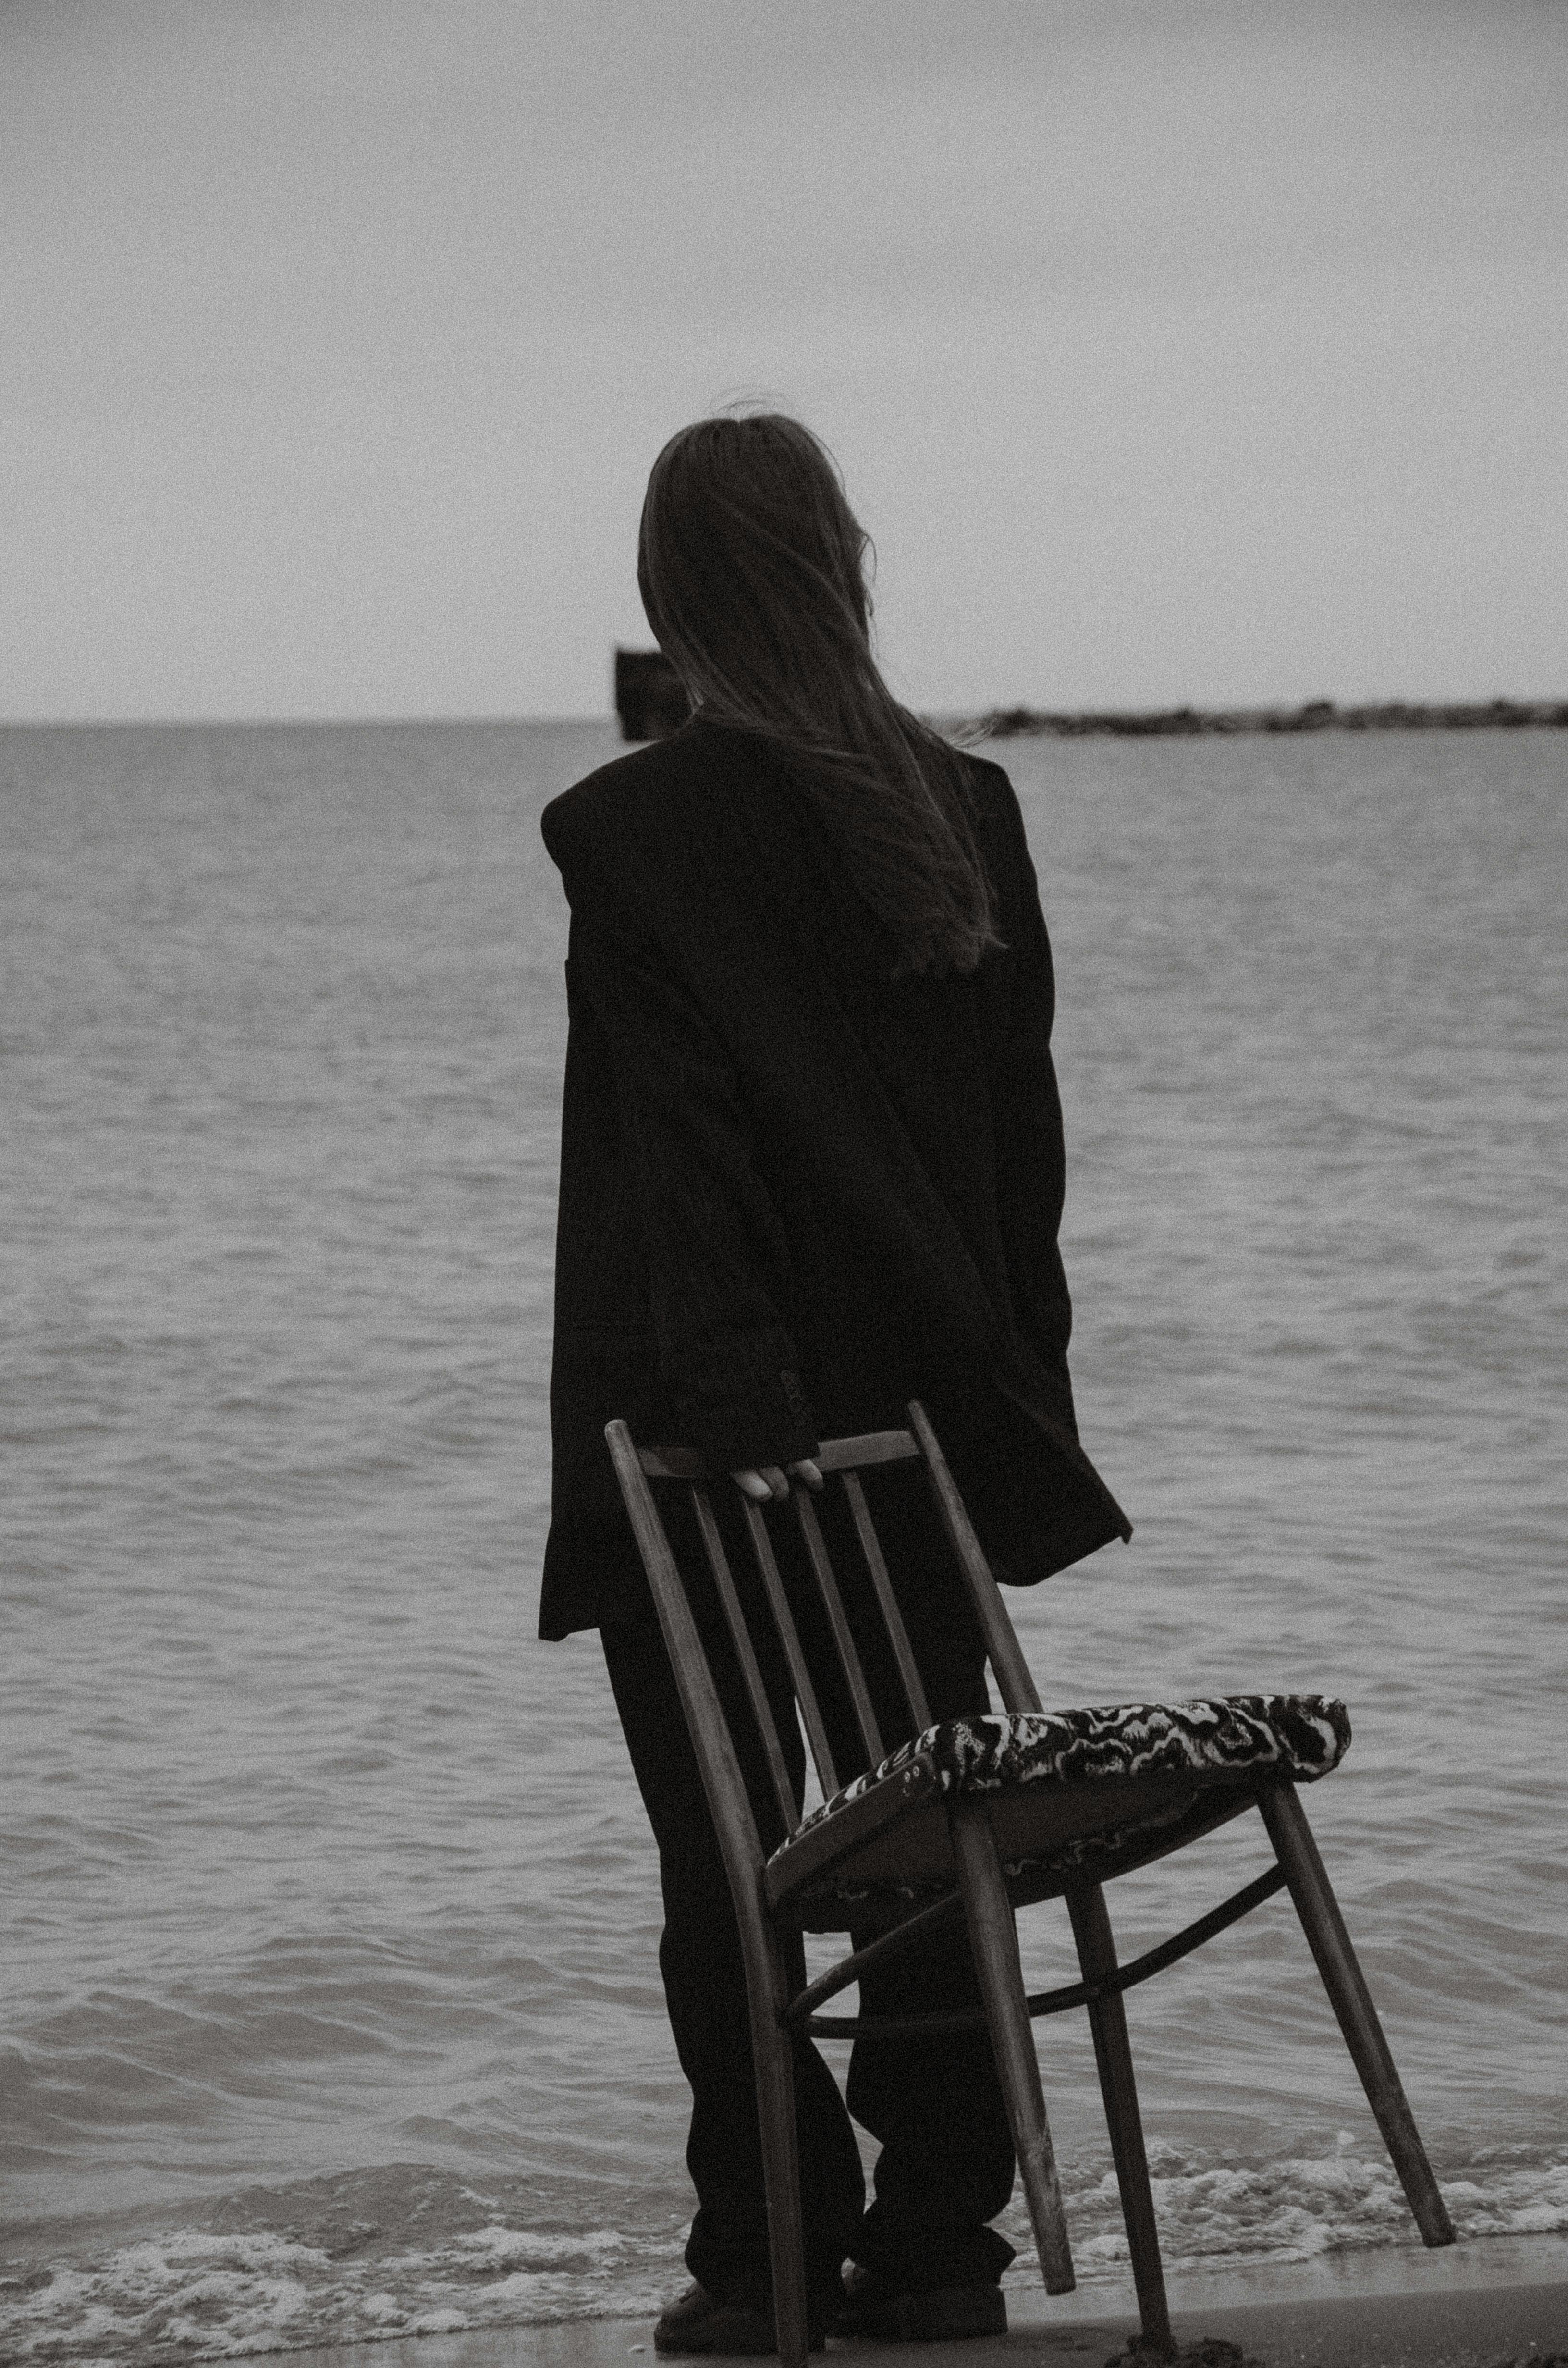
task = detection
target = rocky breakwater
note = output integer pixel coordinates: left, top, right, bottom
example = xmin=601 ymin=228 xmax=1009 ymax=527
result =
xmin=976 ymin=696 xmax=1568 ymax=737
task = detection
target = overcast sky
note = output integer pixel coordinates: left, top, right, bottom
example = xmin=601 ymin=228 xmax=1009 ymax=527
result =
xmin=4 ymin=0 xmax=1565 ymax=721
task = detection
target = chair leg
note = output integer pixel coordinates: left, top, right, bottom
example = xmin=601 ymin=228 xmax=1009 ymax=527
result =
xmin=949 ymin=1796 xmax=1076 ymax=2295
xmin=1067 ymin=1884 xmax=1174 ymax=2359
xmin=747 ymin=1936 xmax=812 ymax=2368
xmin=1258 ymin=1783 xmax=1455 ymax=2248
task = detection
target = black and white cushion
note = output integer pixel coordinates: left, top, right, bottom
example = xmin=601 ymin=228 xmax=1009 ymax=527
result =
xmin=784 ymin=1693 xmax=1350 ymax=1858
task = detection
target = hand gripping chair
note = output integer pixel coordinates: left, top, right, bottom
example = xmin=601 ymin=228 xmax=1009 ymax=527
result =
xmin=605 ymin=1405 xmax=1454 ymax=2365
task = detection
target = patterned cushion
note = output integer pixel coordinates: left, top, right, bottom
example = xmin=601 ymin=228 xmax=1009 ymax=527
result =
xmin=784 ymin=1694 xmax=1350 ymax=1850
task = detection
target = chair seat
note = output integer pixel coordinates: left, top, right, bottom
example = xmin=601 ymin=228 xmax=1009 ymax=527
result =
xmin=797 ymin=1694 xmax=1351 ymax=1832
xmin=766 ymin=1695 xmax=1350 ymax=1924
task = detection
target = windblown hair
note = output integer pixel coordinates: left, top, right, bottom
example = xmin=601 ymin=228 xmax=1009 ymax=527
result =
xmin=637 ymin=413 xmax=1001 ymax=976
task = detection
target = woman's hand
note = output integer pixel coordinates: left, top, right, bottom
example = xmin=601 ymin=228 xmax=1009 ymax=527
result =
xmin=649 ymin=1444 xmax=823 ymax=1497
xmin=732 ymin=1460 xmax=824 ymax=1501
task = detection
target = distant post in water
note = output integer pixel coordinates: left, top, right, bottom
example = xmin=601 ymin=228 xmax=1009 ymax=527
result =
xmin=614 ymin=647 xmax=691 ymax=741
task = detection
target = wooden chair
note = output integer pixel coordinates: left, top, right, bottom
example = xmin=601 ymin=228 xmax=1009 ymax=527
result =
xmin=606 ymin=1404 xmax=1454 ymax=2366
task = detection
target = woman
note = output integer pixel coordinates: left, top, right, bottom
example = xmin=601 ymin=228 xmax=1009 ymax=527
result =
xmin=540 ymin=415 xmax=1129 ymax=2353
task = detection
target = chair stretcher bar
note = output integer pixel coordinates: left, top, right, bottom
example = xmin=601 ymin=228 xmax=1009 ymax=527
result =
xmin=793 ymin=1862 xmax=1291 ymax=2038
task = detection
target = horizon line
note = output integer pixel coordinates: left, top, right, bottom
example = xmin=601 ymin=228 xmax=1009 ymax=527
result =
xmin=4 ymin=693 xmax=1566 ymax=733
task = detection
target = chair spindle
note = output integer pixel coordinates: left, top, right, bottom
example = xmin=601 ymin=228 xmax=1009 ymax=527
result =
xmin=793 ymin=1487 xmax=884 ymax=1774
xmin=690 ymin=1485 xmax=799 ymax=1842
xmin=841 ymin=1471 xmax=932 ymax=1735
xmin=739 ymin=1494 xmax=840 ymax=1801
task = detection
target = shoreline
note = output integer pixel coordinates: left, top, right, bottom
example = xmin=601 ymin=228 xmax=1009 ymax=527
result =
xmin=253 ymin=2238 xmax=1568 ymax=2368
xmin=970 ymin=696 xmax=1568 ymax=738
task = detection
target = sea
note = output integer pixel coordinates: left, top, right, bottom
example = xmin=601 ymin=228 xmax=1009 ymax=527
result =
xmin=3 ymin=719 xmax=1566 ymax=2364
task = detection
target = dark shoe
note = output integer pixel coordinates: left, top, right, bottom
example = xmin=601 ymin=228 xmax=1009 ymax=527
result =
xmin=833 ymin=2265 xmax=1007 ymax=2342
xmin=653 ymin=2281 xmax=825 ymax=2356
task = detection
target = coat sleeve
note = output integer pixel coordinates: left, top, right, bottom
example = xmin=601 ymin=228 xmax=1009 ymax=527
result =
xmin=982 ymin=780 xmax=1078 ymax=1395
xmin=563 ymin=898 xmax=821 ymax=1476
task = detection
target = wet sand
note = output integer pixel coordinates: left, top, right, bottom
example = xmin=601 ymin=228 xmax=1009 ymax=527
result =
xmin=274 ymin=2238 xmax=1568 ymax=2368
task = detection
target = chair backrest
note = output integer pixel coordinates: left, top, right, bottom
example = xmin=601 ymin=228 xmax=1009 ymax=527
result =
xmin=604 ymin=1402 xmax=1045 ymax=1885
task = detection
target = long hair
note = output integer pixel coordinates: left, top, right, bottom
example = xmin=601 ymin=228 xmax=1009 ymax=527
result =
xmin=637 ymin=413 xmax=1001 ymax=976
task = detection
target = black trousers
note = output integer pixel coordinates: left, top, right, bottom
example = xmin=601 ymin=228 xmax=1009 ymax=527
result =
xmin=599 ymin=1465 xmax=1017 ymax=2317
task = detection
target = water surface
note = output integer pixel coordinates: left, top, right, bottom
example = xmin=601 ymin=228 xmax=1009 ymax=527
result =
xmin=3 ymin=721 xmax=1565 ymax=2360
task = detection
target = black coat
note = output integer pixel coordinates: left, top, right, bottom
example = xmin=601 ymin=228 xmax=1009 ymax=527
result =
xmin=537 ymin=718 xmax=1131 ymax=1640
